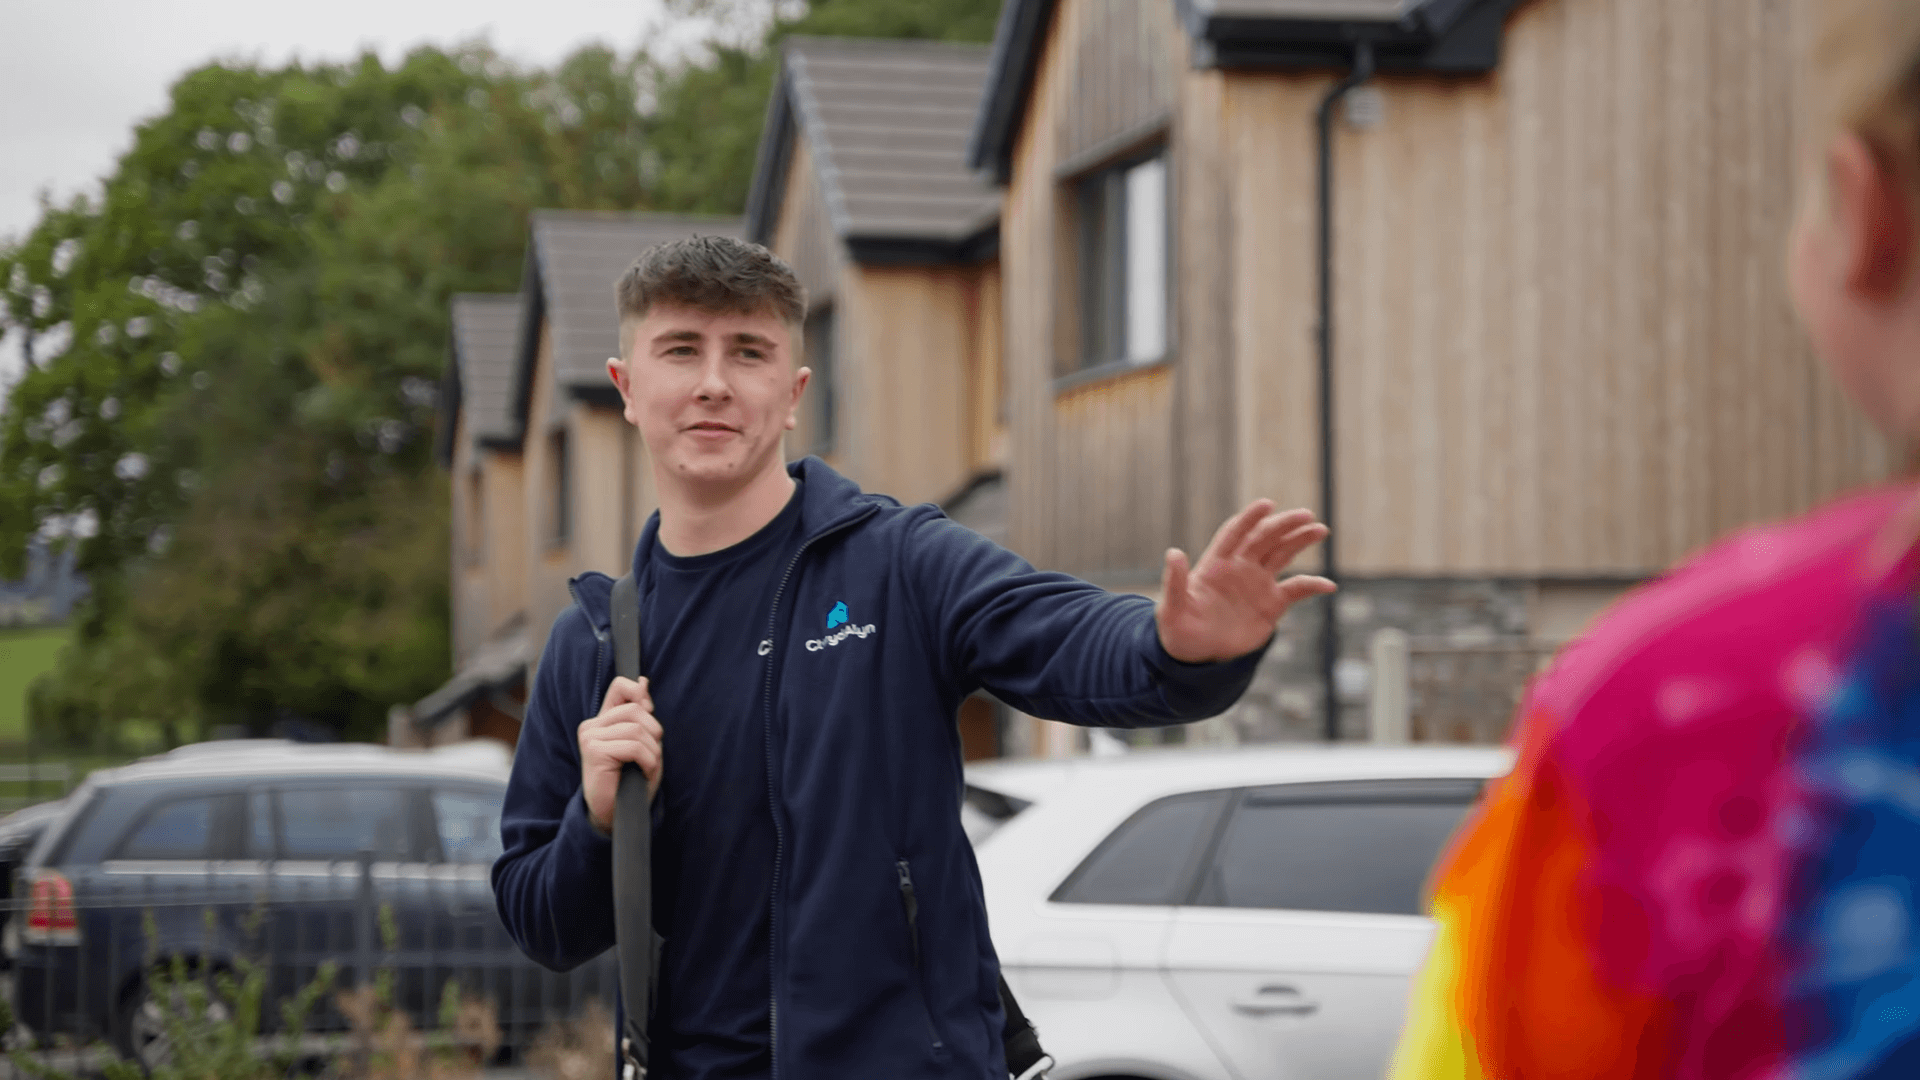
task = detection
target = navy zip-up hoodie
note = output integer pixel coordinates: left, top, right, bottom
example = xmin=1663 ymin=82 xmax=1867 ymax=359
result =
xmin=493 ymin=458 xmax=1268 ymax=1079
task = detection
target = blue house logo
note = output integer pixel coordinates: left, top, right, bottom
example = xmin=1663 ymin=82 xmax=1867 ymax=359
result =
xmin=826 ymin=601 xmax=850 ymax=630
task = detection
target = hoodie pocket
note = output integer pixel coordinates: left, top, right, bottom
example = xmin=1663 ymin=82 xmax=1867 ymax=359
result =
xmin=895 ymin=858 xmax=948 ymax=1056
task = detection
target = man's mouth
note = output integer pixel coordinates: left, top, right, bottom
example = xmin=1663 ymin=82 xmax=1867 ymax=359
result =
xmin=687 ymin=422 xmax=738 ymax=434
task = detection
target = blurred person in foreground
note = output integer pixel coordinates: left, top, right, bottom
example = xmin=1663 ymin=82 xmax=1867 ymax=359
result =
xmin=1389 ymin=3 xmax=1920 ymax=1078
xmin=490 ymin=235 xmax=1336 ymax=1079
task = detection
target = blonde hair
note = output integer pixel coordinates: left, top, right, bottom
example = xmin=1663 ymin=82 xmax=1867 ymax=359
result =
xmin=1810 ymin=0 xmax=1920 ymax=185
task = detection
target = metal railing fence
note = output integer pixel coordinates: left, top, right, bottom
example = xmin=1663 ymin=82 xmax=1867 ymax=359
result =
xmin=0 ymin=852 xmax=617 ymax=1074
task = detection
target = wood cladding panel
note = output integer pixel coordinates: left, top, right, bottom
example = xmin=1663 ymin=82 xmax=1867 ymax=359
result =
xmin=1226 ymin=0 xmax=1888 ymax=578
xmin=1056 ymin=0 xmax=1182 ymax=166
xmin=840 ymin=265 xmax=977 ymax=508
xmin=772 ymin=136 xmax=843 ymax=306
xmin=1225 ymin=77 xmax=1328 ymax=567
xmin=1052 ymin=366 xmax=1176 ymax=575
xmin=968 ymin=259 xmax=1007 ymax=476
xmin=1004 ymin=0 xmax=1186 ymax=575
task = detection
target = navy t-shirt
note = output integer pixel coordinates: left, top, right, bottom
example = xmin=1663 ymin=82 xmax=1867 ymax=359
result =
xmin=642 ymin=481 xmax=804 ymax=1080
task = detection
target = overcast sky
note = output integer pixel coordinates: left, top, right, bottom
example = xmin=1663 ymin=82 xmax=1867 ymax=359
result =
xmin=0 ymin=0 xmax=709 ymax=400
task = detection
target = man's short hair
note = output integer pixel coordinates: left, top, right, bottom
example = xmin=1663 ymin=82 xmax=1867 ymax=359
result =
xmin=616 ymin=235 xmax=807 ymax=358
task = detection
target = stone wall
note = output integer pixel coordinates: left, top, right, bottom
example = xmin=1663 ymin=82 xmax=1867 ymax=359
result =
xmin=1203 ymin=577 xmax=1548 ymax=745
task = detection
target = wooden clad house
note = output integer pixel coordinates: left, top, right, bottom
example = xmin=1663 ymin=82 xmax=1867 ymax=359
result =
xmin=968 ymin=0 xmax=1892 ymax=743
xmin=747 ymin=37 xmax=1007 ymax=524
xmin=511 ymin=211 xmax=742 ymax=656
xmin=405 ymin=212 xmax=742 ymax=746
xmin=745 ymin=37 xmax=1012 ymax=756
xmin=406 ymin=293 xmax=531 ymax=746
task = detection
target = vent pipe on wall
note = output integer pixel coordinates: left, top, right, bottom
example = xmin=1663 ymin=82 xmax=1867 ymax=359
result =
xmin=1315 ymin=41 xmax=1375 ymax=742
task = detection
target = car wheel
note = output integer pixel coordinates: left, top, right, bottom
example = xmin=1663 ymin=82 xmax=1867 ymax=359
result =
xmin=114 ymin=971 xmax=232 ymax=1072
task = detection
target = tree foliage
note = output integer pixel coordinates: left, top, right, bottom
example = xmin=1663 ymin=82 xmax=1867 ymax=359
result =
xmin=1 ymin=0 xmax=1000 ymax=745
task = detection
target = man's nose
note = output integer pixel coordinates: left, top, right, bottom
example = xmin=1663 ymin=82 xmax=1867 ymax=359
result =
xmin=694 ymin=356 xmax=732 ymax=402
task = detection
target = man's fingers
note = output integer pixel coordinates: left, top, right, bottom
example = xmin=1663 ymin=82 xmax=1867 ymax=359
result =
xmin=1257 ymin=521 xmax=1330 ymax=572
xmin=600 ymin=675 xmax=650 ymax=713
xmin=1200 ymin=500 xmax=1274 ymax=566
xmin=1160 ymin=548 xmax=1191 ymax=613
xmin=1270 ymin=574 xmax=1338 ymax=611
xmin=588 ymin=738 xmax=662 ymax=769
xmin=1243 ymin=509 xmax=1320 ymax=564
xmin=595 ymin=703 xmax=662 ymax=738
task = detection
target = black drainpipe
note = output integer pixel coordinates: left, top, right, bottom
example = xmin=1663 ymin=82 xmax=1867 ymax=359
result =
xmin=1315 ymin=41 xmax=1374 ymax=742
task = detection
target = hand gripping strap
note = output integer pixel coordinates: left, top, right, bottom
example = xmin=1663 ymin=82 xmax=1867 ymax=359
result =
xmin=609 ymin=572 xmax=655 ymax=1079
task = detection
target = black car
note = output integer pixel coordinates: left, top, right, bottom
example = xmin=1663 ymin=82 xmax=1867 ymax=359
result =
xmin=0 ymin=799 xmax=69 ymax=962
xmin=5 ymin=740 xmax=615 ymax=1067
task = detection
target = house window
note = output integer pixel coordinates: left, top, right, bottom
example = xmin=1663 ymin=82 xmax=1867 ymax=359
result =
xmin=549 ymin=429 xmax=570 ymax=547
xmin=465 ymin=469 xmax=484 ymax=566
xmin=1076 ymin=151 xmax=1168 ymax=372
xmin=804 ymin=304 xmax=836 ymax=455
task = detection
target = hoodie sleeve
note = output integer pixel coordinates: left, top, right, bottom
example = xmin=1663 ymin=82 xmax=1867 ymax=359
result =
xmin=902 ymin=510 xmax=1268 ymax=727
xmin=490 ymin=606 xmax=618 ymax=972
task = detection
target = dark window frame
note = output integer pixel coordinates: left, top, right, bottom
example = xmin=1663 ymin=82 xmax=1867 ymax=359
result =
xmin=803 ymin=303 xmax=836 ymax=457
xmin=548 ymin=428 xmax=570 ymax=548
xmin=1068 ymin=145 xmax=1170 ymax=377
xmin=464 ymin=466 xmax=485 ymax=566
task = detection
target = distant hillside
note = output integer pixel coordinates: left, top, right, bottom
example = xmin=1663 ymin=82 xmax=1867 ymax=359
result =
xmin=0 ymin=538 xmax=87 ymax=627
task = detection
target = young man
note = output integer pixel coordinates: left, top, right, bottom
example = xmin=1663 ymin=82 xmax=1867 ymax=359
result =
xmin=493 ymin=236 xmax=1335 ymax=1080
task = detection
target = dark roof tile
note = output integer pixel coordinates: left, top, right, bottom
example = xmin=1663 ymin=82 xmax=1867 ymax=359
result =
xmin=449 ymin=293 xmax=523 ymax=451
xmin=747 ymin=37 xmax=1000 ymax=255
xmin=515 ymin=210 xmax=744 ymax=424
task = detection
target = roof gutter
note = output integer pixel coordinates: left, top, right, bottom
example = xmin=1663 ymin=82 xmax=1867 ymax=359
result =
xmin=1315 ymin=40 xmax=1374 ymax=742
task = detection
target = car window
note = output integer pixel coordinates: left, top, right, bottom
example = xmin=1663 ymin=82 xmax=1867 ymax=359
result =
xmin=114 ymin=796 xmax=219 ymax=861
xmin=1195 ymin=781 xmax=1481 ymax=916
xmin=245 ymin=790 xmax=275 ymax=859
xmin=278 ymin=786 xmax=413 ymax=861
xmin=1052 ymin=792 xmax=1224 ymax=906
xmin=432 ymin=789 xmax=503 ymax=864
xmin=961 ymin=784 xmax=1032 ymax=847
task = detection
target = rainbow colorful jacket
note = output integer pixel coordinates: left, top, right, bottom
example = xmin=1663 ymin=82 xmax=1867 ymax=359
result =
xmin=1391 ymin=484 xmax=1920 ymax=1080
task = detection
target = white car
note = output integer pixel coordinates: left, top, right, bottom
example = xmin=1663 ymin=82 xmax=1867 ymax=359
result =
xmin=966 ymin=745 xmax=1513 ymax=1080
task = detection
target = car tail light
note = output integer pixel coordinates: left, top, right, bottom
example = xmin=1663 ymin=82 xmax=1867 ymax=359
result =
xmin=23 ymin=870 xmax=79 ymax=946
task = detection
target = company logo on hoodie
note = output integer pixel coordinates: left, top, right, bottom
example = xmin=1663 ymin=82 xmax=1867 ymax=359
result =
xmin=807 ymin=601 xmax=875 ymax=652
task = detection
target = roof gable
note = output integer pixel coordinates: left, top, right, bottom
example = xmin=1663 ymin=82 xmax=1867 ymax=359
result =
xmin=508 ymin=210 xmax=744 ymax=437
xmin=967 ymin=0 xmax=1518 ymax=181
xmin=747 ymin=37 xmax=1001 ymax=264
xmin=436 ymin=293 xmax=522 ymax=468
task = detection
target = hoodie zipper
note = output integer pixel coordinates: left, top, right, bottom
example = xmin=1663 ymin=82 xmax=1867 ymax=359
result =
xmin=895 ymin=858 xmax=947 ymax=1053
xmin=759 ymin=507 xmax=877 ymax=1080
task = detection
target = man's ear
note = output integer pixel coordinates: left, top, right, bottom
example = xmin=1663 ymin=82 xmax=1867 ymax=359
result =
xmin=787 ymin=366 xmax=812 ymax=431
xmin=1830 ymin=133 xmax=1918 ymax=303
xmin=606 ymin=355 xmax=637 ymax=424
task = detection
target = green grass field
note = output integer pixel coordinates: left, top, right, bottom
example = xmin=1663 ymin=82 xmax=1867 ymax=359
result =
xmin=0 ymin=625 xmax=69 ymax=744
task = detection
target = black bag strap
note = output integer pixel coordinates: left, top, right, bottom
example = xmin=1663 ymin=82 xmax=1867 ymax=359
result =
xmin=608 ymin=571 xmax=655 ymax=1079
xmin=999 ymin=974 xmax=1052 ymax=1080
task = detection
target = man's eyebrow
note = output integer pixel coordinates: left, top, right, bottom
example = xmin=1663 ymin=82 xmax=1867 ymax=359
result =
xmin=650 ymin=329 xmax=703 ymax=346
xmin=729 ymin=331 xmax=777 ymax=349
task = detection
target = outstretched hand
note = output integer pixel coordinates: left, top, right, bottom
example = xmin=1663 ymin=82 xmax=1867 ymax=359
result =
xmin=1155 ymin=500 xmax=1337 ymax=664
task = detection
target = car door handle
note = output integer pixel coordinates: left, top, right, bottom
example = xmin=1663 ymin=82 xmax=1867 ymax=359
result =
xmin=1232 ymin=984 xmax=1320 ymax=1017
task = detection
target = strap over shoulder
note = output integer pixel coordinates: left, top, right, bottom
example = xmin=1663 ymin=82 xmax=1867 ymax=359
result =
xmin=608 ymin=572 xmax=655 ymax=1078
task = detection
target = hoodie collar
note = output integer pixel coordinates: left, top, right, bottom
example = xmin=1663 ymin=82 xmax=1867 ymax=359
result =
xmin=626 ymin=455 xmax=882 ymax=584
